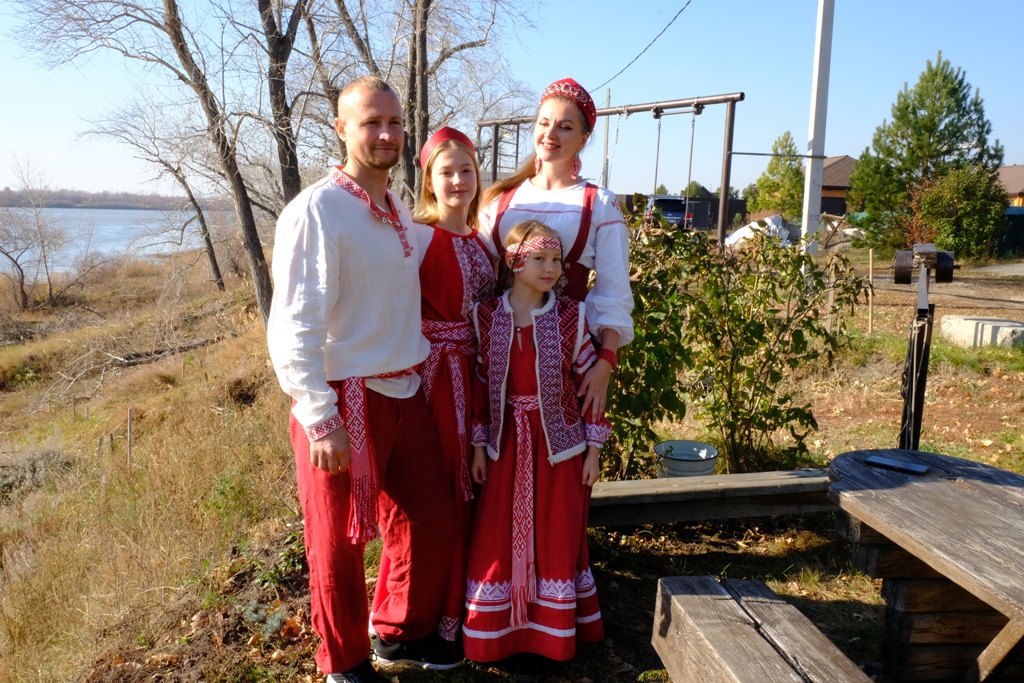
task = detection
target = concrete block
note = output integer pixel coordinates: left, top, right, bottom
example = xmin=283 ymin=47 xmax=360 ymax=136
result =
xmin=939 ymin=315 xmax=1024 ymax=348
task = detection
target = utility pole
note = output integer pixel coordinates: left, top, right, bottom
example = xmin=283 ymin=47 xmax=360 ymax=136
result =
xmin=800 ymin=0 xmax=835 ymax=255
xmin=601 ymin=89 xmax=611 ymax=187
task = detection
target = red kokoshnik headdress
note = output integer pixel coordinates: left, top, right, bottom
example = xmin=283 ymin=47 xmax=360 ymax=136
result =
xmin=419 ymin=126 xmax=476 ymax=169
xmin=540 ymin=78 xmax=597 ymax=131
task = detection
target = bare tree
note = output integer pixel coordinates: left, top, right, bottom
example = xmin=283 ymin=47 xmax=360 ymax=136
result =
xmin=6 ymin=159 xmax=72 ymax=306
xmin=86 ymin=99 xmax=226 ymax=291
xmin=323 ymin=0 xmax=534 ymax=200
xmin=12 ymin=0 xmax=274 ymax=320
xmin=0 ymin=209 xmax=33 ymax=310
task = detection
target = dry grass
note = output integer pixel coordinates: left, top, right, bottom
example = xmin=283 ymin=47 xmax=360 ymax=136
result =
xmin=0 ymin=257 xmax=292 ymax=682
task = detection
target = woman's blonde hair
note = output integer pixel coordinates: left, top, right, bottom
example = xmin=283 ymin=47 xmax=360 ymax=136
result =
xmin=480 ymin=95 xmax=594 ymax=206
xmin=496 ymin=220 xmax=561 ymax=292
xmin=412 ymin=139 xmax=481 ymax=230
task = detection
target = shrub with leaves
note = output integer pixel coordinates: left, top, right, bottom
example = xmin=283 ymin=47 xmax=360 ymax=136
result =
xmin=677 ymin=230 xmax=868 ymax=472
xmin=603 ymin=199 xmax=691 ymax=480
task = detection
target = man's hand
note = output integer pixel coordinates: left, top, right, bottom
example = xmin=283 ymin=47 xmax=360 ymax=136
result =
xmin=310 ymin=427 xmax=352 ymax=474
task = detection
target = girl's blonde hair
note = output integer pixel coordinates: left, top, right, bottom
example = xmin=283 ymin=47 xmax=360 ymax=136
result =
xmin=480 ymin=95 xmax=594 ymax=206
xmin=413 ymin=139 xmax=481 ymax=230
xmin=496 ymin=220 xmax=561 ymax=292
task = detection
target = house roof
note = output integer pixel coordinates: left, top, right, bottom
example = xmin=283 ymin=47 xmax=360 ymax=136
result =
xmin=821 ymin=155 xmax=856 ymax=189
xmin=998 ymin=165 xmax=1024 ymax=197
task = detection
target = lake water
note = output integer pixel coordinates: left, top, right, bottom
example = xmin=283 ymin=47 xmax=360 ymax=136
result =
xmin=4 ymin=207 xmax=234 ymax=272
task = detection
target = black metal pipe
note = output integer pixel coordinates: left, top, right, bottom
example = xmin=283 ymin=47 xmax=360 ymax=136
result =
xmin=476 ymin=92 xmax=746 ymax=128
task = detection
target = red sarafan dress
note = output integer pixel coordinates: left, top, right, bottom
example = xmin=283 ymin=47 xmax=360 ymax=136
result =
xmin=372 ymin=224 xmax=494 ymax=640
xmin=463 ymin=310 xmax=605 ymax=662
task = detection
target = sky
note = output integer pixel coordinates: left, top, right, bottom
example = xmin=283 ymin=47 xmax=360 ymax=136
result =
xmin=1 ymin=0 xmax=1022 ymax=198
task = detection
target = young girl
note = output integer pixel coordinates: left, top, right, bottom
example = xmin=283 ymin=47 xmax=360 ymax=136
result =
xmin=370 ymin=126 xmax=494 ymax=666
xmin=463 ymin=220 xmax=610 ymax=673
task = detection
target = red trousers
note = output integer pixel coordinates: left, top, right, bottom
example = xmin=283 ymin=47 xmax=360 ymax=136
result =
xmin=291 ymin=386 xmax=457 ymax=674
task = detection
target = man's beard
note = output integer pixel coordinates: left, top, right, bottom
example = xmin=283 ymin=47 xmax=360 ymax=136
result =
xmin=366 ymin=148 xmax=401 ymax=169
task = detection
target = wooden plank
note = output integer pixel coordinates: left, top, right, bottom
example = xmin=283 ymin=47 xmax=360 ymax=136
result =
xmin=829 ymin=449 xmax=1024 ymax=624
xmin=885 ymin=608 xmax=1008 ymax=645
xmin=593 ymin=469 xmax=831 ymax=505
xmin=882 ymin=579 xmax=993 ymax=614
xmin=961 ymin=620 xmax=1024 ymax=683
xmin=722 ymin=578 xmax=873 ymax=683
xmin=850 ymin=544 xmax=942 ymax=579
xmin=589 ymin=469 xmax=833 ymax=527
xmin=653 ymin=576 xmax=805 ymax=682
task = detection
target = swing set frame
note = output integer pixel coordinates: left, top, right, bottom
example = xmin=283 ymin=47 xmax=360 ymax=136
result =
xmin=476 ymin=92 xmax=745 ymax=245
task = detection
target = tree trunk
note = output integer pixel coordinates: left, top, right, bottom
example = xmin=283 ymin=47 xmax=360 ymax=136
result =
xmin=163 ymin=0 xmax=272 ymax=321
xmin=167 ymin=163 xmax=224 ymax=291
xmin=259 ymin=0 xmax=304 ymax=204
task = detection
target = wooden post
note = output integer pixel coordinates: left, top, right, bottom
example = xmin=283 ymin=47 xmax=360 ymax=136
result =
xmin=71 ymin=397 xmax=76 ymax=422
xmin=869 ymin=248 xmax=874 ymax=336
xmin=84 ymin=405 xmax=89 ymax=420
xmin=127 ymin=407 xmax=134 ymax=469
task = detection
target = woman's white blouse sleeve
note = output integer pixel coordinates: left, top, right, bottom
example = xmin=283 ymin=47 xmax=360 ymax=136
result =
xmin=585 ymin=192 xmax=635 ymax=347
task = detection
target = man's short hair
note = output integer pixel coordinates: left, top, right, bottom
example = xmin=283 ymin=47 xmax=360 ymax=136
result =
xmin=339 ymin=75 xmax=397 ymax=103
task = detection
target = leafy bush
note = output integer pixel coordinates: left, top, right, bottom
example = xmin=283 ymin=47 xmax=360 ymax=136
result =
xmin=603 ymin=200 xmax=691 ymax=480
xmin=676 ymin=231 xmax=868 ymax=472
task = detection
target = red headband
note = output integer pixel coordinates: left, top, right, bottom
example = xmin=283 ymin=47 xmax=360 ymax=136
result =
xmin=540 ymin=78 xmax=597 ymax=131
xmin=506 ymin=236 xmax=563 ymax=272
xmin=419 ymin=126 xmax=476 ymax=169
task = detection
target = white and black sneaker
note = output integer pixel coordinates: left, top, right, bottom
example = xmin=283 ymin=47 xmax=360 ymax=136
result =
xmin=373 ymin=632 xmax=463 ymax=671
xmin=326 ymin=659 xmax=389 ymax=683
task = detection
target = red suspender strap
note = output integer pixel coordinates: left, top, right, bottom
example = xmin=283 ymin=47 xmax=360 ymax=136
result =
xmin=491 ymin=187 xmax=518 ymax=256
xmin=559 ymin=183 xmax=598 ymax=302
xmin=567 ymin=183 xmax=598 ymax=264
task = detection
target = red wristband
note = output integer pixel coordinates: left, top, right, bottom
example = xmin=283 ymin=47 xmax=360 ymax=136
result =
xmin=597 ymin=347 xmax=618 ymax=369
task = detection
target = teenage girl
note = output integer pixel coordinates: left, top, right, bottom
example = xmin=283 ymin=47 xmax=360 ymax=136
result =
xmin=370 ymin=127 xmax=495 ymax=667
xmin=463 ymin=219 xmax=610 ymax=673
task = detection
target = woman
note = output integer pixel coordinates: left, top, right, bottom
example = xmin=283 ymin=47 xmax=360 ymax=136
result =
xmin=479 ymin=77 xmax=633 ymax=421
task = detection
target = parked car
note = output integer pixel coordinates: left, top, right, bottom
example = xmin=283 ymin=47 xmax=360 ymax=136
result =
xmin=645 ymin=195 xmax=712 ymax=230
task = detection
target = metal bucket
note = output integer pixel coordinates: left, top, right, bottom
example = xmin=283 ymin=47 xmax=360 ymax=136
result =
xmin=654 ymin=440 xmax=718 ymax=478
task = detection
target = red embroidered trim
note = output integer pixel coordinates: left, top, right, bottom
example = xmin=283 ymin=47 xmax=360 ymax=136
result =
xmin=340 ymin=366 xmax=416 ymax=544
xmin=421 ymin=318 xmax=477 ymax=502
xmin=508 ymin=393 xmax=540 ymax=627
xmin=329 ymin=167 xmax=413 ymax=258
xmin=306 ymin=412 xmax=345 ymax=442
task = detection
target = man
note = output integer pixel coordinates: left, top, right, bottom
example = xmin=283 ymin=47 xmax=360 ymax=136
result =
xmin=268 ymin=75 xmax=459 ymax=683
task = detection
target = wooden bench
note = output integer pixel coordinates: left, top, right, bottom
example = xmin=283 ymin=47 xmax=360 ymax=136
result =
xmin=588 ymin=469 xmax=833 ymax=527
xmin=836 ymin=512 xmax=1024 ymax=681
xmin=653 ymin=575 xmax=873 ymax=682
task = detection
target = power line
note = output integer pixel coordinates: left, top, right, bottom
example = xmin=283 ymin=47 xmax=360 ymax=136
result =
xmin=590 ymin=1 xmax=693 ymax=92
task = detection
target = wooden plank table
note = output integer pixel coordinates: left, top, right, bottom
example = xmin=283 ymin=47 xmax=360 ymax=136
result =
xmin=829 ymin=449 xmax=1024 ymax=682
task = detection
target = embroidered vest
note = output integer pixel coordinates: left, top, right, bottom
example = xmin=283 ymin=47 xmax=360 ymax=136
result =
xmin=475 ymin=295 xmax=588 ymax=463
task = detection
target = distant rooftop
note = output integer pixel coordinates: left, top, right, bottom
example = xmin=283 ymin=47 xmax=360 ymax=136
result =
xmin=821 ymin=155 xmax=856 ymax=189
xmin=998 ymin=165 xmax=1024 ymax=197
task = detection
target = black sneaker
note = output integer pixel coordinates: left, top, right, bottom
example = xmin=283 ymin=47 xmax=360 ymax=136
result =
xmin=326 ymin=659 xmax=389 ymax=683
xmin=496 ymin=653 xmax=555 ymax=682
xmin=374 ymin=632 xmax=464 ymax=671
